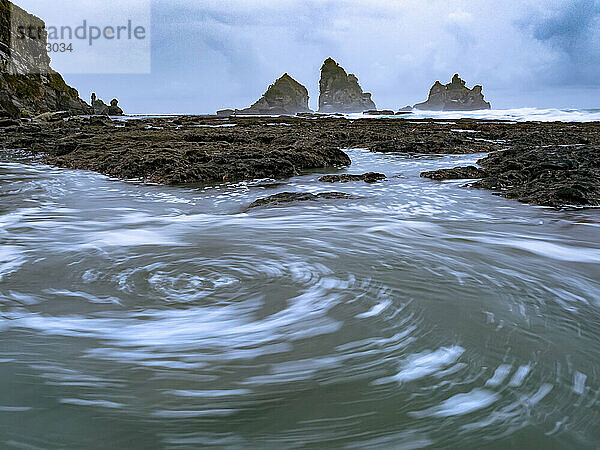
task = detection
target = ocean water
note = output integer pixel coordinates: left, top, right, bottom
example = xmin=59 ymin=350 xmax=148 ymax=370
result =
xmin=124 ymin=107 xmax=600 ymax=123
xmin=351 ymin=107 xmax=600 ymax=122
xmin=0 ymin=142 xmax=599 ymax=448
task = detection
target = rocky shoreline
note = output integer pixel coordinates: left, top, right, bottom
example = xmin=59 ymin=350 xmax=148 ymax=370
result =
xmin=0 ymin=114 xmax=599 ymax=208
xmin=423 ymin=144 xmax=600 ymax=207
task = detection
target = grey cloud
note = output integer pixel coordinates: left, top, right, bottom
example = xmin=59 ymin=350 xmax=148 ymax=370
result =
xmin=51 ymin=0 xmax=600 ymax=112
xmin=520 ymin=0 xmax=600 ymax=85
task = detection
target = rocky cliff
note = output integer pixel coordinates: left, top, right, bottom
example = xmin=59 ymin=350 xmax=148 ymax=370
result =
xmin=318 ymin=58 xmax=376 ymax=113
xmin=0 ymin=0 xmax=92 ymax=118
xmin=414 ymin=74 xmax=491 ymax=111
xmin=237 ymin=73 xmax=311 ymax=115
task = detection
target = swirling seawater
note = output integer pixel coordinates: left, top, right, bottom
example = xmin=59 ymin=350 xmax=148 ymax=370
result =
xmin=0 ymin=145 xmax=599 ymax=448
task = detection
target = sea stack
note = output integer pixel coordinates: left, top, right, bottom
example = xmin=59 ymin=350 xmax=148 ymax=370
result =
xmin=0 ymin=0 xmax=92 ymax=118
xmin=91 ymin=93 xmax=124 ymax=116
xmin=237 ymin=73 xmax=311 ymax=115
xmin=414 ymin=74 xmax=491 ymax=111
xmin=318 ymin=58 xmax=376 ymax=113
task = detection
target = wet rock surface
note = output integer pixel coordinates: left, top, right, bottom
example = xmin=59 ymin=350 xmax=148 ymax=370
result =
xmin=415 ymin=74 xmax=491 ymax=111
xmin=319 ymin=172 xmax=386 ymax=183
xmin=471 ymin=145 xmax=600 ymax=207
xmin=364 ymin=110 xmax=395 ymax=115
xmin=318 ymin=58 xmax=376 ymax=113
xmin=248 ymin=191 xmax=355 ymax=209
xmin=421 ymin=144 xmax=600 ymax=207
xmin=421 ymin=166 xmax=486 ymax=181
xmin=1 ymin=115 xmax=599 ymax=207
xmin=237 ymin=73 xmax=311 ymax=115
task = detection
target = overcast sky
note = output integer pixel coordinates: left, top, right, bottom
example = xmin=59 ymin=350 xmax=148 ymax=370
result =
xmin=16 ymin=0 xmax=600 ymax=113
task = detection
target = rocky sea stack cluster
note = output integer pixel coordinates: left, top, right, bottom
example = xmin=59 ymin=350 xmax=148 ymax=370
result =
xmin=237 ymin=73 xmax=311 ymax=115
xmin=318 ymin=58 xmax=376 ymax=113
xmin=232 ymin=62 xmax=490 ymax=115
xmin=233 ymin=58 xmax=377 ymax=115
xmin=0 ymin=0 xmax=92 ymax=118
xmin=91 ymin=93 xmax=124 ymax=116
xmin=414 ymin=74 xmax=491 ymax=111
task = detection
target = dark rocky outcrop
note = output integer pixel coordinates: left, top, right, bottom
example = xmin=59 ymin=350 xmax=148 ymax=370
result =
xmin=364 ymin=110 xmax=395 ymax=116
xmin=421 ymin=145 xmax=600 ymax=207
xmin=319 ymin=172 xmax=386 ymax=183
xmin=471 ymin=146 xmax=600 ymax=207
xmin=420 ymin=166 xmax=486 ymax=180
xmin=0 ymin=116 xmax=354 ymax=185
xmin=217 ymin=109 xmax=235 ymax=117
xmin=0 ymin=0 xmax=92 ymax=118
xmin=414 ymin=74 xmax=491 ymax=111
xmin=91 ymin=93 xmax=124 ymax=116
xmin=237 ymin=73 xmax=311 ymax=115
xmin=249 ymin=192 xmax=355 ymax=209
xmin=318 ymin=58 xmax=376 ymax=113
xmin=3 ymin=115 xmax=599 ymax=203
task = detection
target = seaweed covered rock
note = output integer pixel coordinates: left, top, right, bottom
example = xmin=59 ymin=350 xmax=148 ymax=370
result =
xmin=414 ymin=74 xmax=491 ymax=111
xmin=249 ymin=192 xmax=355 ymax=209
xmin=421 ymin=145 xmax=600 ymax=207
xmin=318 ymin=58 xmax=376 ymax=113
xmin=0 ymin=0 xmax=92 ymax=118
xmin=319 ymin=172 xmax=386 ymax=183
xmin=471 ymin=145 xmax=600 ymax=207
xmin=237 ymin=73 xmax=311 ymax=115
xmin=421 ymin=166 xmax=486 ymax=180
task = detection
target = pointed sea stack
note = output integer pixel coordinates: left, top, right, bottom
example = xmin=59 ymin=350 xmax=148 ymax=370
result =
xmin=414 ymin=74 xmax=491 ymax=111
xmin=0 ymin=0 xmax=92 ymax=118
xmin=91 ymin=93 xmax=124 ymax=116
xmin=237 ymin=73 xmax=311 ymax=115
xmin=318 ymin=58 xmax=376 ymax=113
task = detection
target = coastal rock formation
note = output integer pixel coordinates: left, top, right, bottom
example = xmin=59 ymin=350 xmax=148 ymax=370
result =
xmin=0 ymin=0 xmax=92 ymax=118
xmin=318 ymin=58 xmax=376 ymax=113
xmin=91 ymin=93 xmax=124 ymax=116
xmin=108 ymin=99 xmax=124 ymax=116
xmin=217 ymin=109 xmax=235 ymax=117
xmin=237 ymin=73 xmax=311 ymax=115
xmin=3 ymin=115 xmax=599 ymax=206
xmin=421 ymin=145 xmax=600 ymax=207
xmin=472 ymin=146 xmax=600 ymax=207
xmin=249 ymin=192 xmax=355 ymax=209
xmin=364 ymin=110 xmax=395 ymax=116
xmin=414 ymin=74 xmax=491 ymax=111
xmin=421 ymin=166 xmax=486 ymax=181
xmin=319 ymin=172 xmax=386 ymax=183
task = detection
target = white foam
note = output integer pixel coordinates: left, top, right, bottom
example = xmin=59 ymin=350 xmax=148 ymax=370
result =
xmin=82 ymin=229 xmax=184 ymax=248
xmin=487 ymin=238 xmax=600 ymax=263
xmin=528 ymin=383 xmax=553 ymax=406
xmin=167 ymin=389 xmax=251 ymax=398
xmin=485 ymin=364 xmax=512 ymax=387
xmin=373 ymin=346 xmax=464 ymax=384
xmin=59 ymin=398 xmax=124 ymax=409
xmin=410 ymin=389 xmax=499 ymax=418
xmin=573 ymin=371 xmax=587 ymax=395
xmin=0 ymin=245 xmax=26 ymax=282
xmin=356 ymin=299 xmax=392 ymax=318
xmin=0 ymin=406 xmax=32 ymax=412
xmin=508 ymin=365 xmax=531 ymax=387
xmin=46 ymin=289 xmax=122 ymax=305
